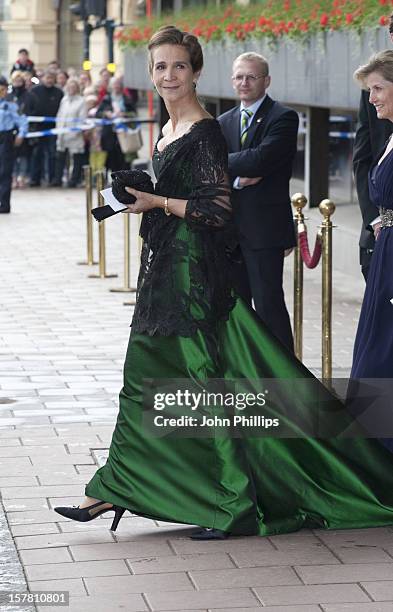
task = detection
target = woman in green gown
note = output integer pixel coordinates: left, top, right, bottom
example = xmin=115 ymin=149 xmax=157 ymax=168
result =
xmin=55 ymin=26 xmax=393 ymax=539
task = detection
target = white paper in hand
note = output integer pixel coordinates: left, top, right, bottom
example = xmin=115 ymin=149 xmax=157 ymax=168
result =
xmin=100 ymin=187 xmax=128 ymax=212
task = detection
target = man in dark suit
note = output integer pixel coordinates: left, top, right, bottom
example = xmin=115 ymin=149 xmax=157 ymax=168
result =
xmin=353 ymin=15 xmax=393 ymax=281
xmin=218 ymin=52 xmax=298 ymax=351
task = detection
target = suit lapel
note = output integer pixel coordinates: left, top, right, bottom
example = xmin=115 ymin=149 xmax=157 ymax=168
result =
xmin=242 ymin=95 xmax=275 ymax=149
xmin=225 ymin=106 xmax=241 ymax=152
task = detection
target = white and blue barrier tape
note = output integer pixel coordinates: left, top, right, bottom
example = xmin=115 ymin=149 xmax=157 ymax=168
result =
xmin=25 ymin=116 xmax=156 ymax=139
xmin=298 ymin=126 xmax=355 ymax=140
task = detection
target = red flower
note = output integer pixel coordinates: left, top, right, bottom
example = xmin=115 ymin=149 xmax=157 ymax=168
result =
xmin=236 ymin=30 xmax=245 ymax=40
xmin=320 ymin=13 xmax=329 ymax=26
xmin=225 ymin=23 xmax=235 ymax=33
xmin=259 ymin=16 xmax=267 ymax=26
xmin=379 ymin=0 xmax=388 ymax=5
xmin=287 ymin=20 xmax=295 ymax=28
xmin=345 ymin=13 xmax=353 ymax=23
xmin=379 ymin=15 xmax=389 ymax=25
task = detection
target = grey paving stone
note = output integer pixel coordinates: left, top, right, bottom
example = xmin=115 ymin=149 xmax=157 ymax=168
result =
xmin=14 ymin=530 xmax=115 ymax=549
xmin=19 ymin=546 xmax=73 ymax=565
xmin=213 ymin=608 xmax=319 ymax=612
xmin=145 ymin=588 xmax=260 ymax=610
xmin=332 ymin=545 xmax=393 ymax=564
xmin=190 ymin=566 xmax=301 ymax=589
xmin=255 ymin=583 xmax=370 ymax=605
xmin=10 ymin=523 xmax=60 ymax=537
xmin=2 ymin=498 xmax=50 ymax=512
xmin=296 ymin=563 xmax=393 ymax=584
xmin=362 ymin=581 xmax=393 ymax=601
xmin=25 ymin=558 xmax=130 ymax=581
xmin=70 ymin=540 xmax=173 ymax=561
xmin=27 ymin=577 xmax=87 ymax=596
xmin=35 ymin=594 xmax=148 ymax=612
xmin=322 ymin=605 xmax=393 ymax=612
xmin=230 ymin=547 xmax=339 ymax=567
xmin=128 ymin=552 xmax=235 ymax=574
xmin=170 ymin=536 xmax=275 ymax=555
xmin=85 ymin=572 xmax=193 ymax=594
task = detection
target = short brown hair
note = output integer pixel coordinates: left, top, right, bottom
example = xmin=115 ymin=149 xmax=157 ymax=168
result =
xmin=354 ymin=50 xmax=393 ymax=88
xmin=148 ymin=25 xmax=203 ymax=74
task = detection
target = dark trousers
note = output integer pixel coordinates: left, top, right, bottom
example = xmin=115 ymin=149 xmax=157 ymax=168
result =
xmin=234 ymin=245 xmax=294 ymax=352
xmin=54 ymin=150 xmax=84 ymax=186
xmin=30 ymin=136 xmax=56 ymax=185
xmin=0 ymin=131 xmax=14 ymax=212
xmin=360 ymin=248 xmax=373 ymax=283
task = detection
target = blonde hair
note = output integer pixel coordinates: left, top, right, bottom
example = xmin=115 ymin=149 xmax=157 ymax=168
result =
xmin=233 ymin=52 xmax=269 ymax=76
xmin=354 ymin=50 xmax=393 ymax=89
xmin=65 ymin=78 xmax=80 ymax=95
xmin=11 ymin=70 xmax=24 ymax=82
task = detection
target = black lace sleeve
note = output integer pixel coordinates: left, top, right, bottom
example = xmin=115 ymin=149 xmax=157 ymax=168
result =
xmin=185 ymin=127 xmax=232 ymax=230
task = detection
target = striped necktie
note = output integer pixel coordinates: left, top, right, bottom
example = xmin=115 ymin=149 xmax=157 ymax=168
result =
xmin=240 ymin=108 xmax=253 ymax=146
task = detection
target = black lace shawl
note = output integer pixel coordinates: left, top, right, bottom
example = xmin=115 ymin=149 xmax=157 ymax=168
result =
xmin=131 ymin=118 xmax=237 ymax=337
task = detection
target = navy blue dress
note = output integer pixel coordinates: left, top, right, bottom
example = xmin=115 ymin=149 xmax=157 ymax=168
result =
xmin=351 ymin=147 xmax=393 ymax=378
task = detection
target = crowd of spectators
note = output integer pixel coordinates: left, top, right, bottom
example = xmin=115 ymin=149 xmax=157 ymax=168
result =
xmin=6 ymin=48 xmax=139 ymax=189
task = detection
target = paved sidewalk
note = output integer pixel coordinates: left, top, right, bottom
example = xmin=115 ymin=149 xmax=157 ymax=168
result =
xmin=1 ymin=187 xmax=392 ymax=612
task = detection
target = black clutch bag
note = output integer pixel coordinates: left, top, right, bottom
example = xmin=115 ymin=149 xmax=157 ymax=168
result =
xmin=91 ymin=169 xmax=154 ymax=222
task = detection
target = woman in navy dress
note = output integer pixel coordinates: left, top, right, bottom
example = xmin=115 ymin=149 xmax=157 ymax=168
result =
xmin=352 ymin=50 xmax=393 ymax=380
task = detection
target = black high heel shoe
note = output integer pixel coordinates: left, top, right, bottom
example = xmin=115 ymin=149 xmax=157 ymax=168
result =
xmin=190 ymin=527 xmax=229 ymax=540
xmin=54 ymin=501 xmax=126 ymax=532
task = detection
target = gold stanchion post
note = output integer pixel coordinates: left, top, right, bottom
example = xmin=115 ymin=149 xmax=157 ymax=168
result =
xmin=89 ymin=171 xmax=118 ymax=280
xmin=291 ymin=193 xmax=307 ymax=361
xmin=319 ymin=199 xmax=336 ymax=382
xmin=123 ymin=217 xmax=142 ymax=307
xmin=110 ymin=213 xmax=137 ymax=297
xmin=78 ymin=165 xmax=97 ymax=266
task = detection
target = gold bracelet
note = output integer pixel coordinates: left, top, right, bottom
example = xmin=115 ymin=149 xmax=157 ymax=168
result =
xmin=163 ymin=197 xmax=171 ymax=216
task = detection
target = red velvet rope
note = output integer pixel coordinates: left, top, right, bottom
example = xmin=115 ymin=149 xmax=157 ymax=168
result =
xmin=297 ymin=229 xmax=322 ymax=269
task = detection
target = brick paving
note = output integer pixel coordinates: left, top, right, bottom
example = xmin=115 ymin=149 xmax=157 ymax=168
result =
xmin=1 ymin=185 xmax=392 ymax=612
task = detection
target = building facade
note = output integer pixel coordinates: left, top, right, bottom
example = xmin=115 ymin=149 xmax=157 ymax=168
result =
xmin=0 ymin=0 xmax=139 ymax=76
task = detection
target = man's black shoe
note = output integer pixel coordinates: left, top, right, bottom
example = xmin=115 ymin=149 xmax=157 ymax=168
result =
xmin=0 ymin=208 xmax=10 ymax=214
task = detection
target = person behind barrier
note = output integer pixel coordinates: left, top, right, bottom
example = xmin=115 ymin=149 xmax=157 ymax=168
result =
xmin=84 ymin=93 xmax=108 ymax=174
xmin=54 ymin=25 xmax=393 ymax=543
xmin=26 ymin=69 xmax=63 ymax=186
xmin=95 ymin=76 xmax=135 ymax=173
xmin=78 ymin=71 xmax=92 ymax=95
xmin=56 ymin=70 xmax=69 ymax=92
xmin=351 ymin=50 xmax=393 ymax=379
xmin=7 ymin=71 xmax=32 ymax=189
xmin=51 ymin=78 xmax=86 ymax=188
xmin=0 ymin=76 xmax=28 ymax=213
xmin=10 ymin=49 xmax=36 ymax=77
xmin=96 ymin=68 xmax=111 ymax=103
xmin=218 ymin=52 xmax=298 ymax=352
xmin=353 ymin=13 xmax=393 ymax=282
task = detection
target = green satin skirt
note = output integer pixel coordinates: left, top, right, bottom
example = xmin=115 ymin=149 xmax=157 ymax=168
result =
xmin=86 ymin=299 xmax=393 ymax=535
